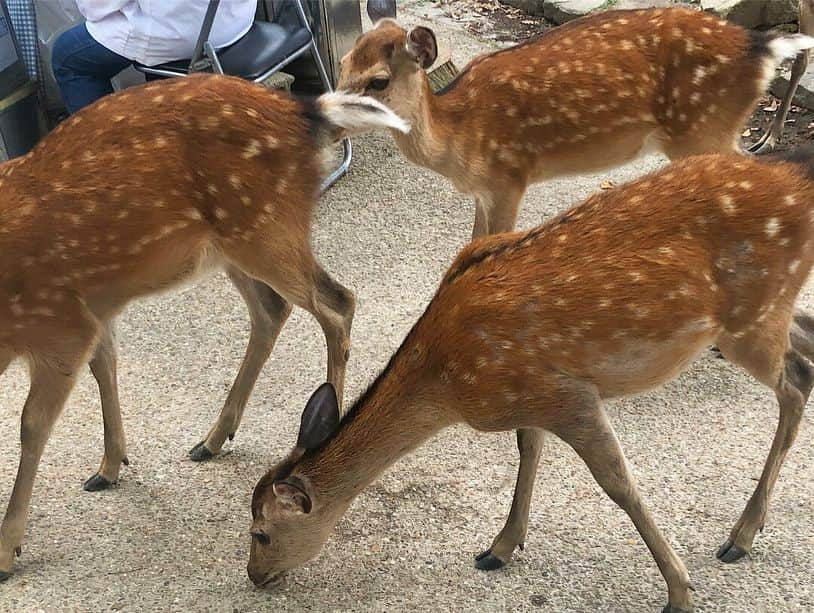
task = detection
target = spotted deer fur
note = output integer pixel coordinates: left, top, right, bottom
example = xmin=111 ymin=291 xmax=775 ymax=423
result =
xmin=0 ymin=73 xmax=407 ymax=579
xmin=249 ymin=149 xmax=814 ymax=612
xmin=339 ymin=7 xmax=814 ymax=238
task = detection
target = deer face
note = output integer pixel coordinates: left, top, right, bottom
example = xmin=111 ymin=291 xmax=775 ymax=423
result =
xmin=247 ymin=383 xmax=343 ymax=586
xmin=338 ymin=20 xmax=438 ymax=116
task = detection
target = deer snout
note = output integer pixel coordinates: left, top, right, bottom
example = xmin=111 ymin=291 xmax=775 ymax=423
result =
xmin=247 ymin=563 xmax=284 ymax=588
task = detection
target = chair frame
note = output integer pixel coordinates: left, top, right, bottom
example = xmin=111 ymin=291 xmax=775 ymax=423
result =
xmin=134 ymin=0 xmax=352 ymax=191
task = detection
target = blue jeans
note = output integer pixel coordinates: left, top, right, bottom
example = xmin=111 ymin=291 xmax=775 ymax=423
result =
xmin=51 ymin=23 xmax=131 ymax=114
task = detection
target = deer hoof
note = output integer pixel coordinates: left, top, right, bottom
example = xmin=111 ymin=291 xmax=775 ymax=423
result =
xmin=662 ymin=605 xmax=693 ymax=613
xmin=189 ymin=441 xmax=215 ymax=462
xmin=0 ymin=570 xmax=10 ymax=583
xmin=83 ymin=473 xmax=114 ymax=492
xmin=474 ymin=550 xmax=506 ymax=571
xmin=716 ymin=540 xmax=749 ymax=563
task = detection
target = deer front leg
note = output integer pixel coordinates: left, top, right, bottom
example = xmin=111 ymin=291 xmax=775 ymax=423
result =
xmin=554 ymin=397 xmax=693 ymax=612
xmin=189 ymin=269 xmax=292 ymax=461
xmin=0 ymin=358 xmax=85 ymax=580
xmin=717 ymin=349 xmax=811 ymax=562
xmin=84 ymin=322 xmax=129 ymax=491
xmin=471 ymin=187 xmax=526 ymax=239
xmin=475 ymin=428 xmax=545 ymax=570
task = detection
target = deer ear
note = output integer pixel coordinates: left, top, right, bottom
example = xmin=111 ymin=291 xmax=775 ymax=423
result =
xmin=406 ymin=26 xmax=438 ymax=69
xmin=296 ymin=382 xmax=340 ymax=451
xmin=367 ymin=0 xmax=396 ymax=23
xmin=273 ymin=477 xmax=313 ymax=514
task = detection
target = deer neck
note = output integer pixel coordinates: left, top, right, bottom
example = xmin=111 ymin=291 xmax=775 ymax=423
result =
xmin=391 ymin=73 xmax=457 ymax=176
xmin=297 ymin=354 xmax=453 ymax=509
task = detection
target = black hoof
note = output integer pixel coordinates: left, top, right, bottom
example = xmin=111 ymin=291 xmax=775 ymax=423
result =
xmin=228 ymin=433 xmax=235 ymax=441
xmin=83 ymin=473 xmax=114 ymax=492
xmin=0 ymin=570 xmax=10 ymax=583
xmin=662 ymin=606 xmax=692 ymax=613
xmin=716 ymin=540 xmax=749 ymax=563
xmin=709 ymin=346 xmax=725 ymax=360
xmin=189 ymin=441 xmax=215 ymax=462
xmin=122 ymin=456 xmax=130 ymax=466
xmin=474 ymin=550 xmax=506 ymax=571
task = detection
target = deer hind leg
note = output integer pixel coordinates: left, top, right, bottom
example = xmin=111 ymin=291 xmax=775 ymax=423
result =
xmin=715 ymin=325 xmax=811 ymax=563
xmin=0 ymin=324 xmax=97 ymax=579
xmin=475 ymin=428 xmax=545 ymax=570
xmin=749 ymin=0 xmax=814 ymax=154
xmin=553 ymin=399 xmax=693 ymax=613
xmin=222 ymin=243 xmax=355 ymax=407
xmin=749 ymin=50 xmax=809 ymax=154
xmin=789 ymin=309 xmax=814 ymax=361
xmin=84 ymin=321 xmax=129 ymax=491
xmin=189 ymin=268 xmax=292 ymax=461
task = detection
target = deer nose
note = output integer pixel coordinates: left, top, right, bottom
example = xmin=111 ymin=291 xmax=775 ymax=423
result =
xmin=247 ymin=564 xmax=267 ymax=586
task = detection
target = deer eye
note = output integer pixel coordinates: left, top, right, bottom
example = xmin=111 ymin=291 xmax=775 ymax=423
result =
xmin=251 ymin=530 xmax=270 ymax=546
xmin=367 ymin=78 xmax=390 ymax=91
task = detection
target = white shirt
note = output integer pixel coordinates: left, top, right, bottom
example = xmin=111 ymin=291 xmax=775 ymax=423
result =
xmin=78 ymin=1 xmax=256 ymax=66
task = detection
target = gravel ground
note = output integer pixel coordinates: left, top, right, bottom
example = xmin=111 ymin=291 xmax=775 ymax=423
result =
xmin=2 ymin=2 xmax=814 ymax=612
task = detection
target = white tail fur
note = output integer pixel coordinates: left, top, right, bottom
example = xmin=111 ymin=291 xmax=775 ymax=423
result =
xmin=768 ymin=34 xmax=814 ymax=63
xmin=316 ymin=91 xmax=410 ymax=135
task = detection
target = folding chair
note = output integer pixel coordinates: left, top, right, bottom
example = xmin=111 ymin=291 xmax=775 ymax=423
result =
xmin=133 ymin=0 xmax=351 ymax=191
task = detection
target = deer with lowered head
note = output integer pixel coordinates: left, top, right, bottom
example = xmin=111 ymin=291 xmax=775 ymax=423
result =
xmin=341 ymin=3 xmax=814 ymax=238
xmin=248 ymin=148 xmax=814 ymax=612
xmin=0 ymin=73 xmax=408 ymax=579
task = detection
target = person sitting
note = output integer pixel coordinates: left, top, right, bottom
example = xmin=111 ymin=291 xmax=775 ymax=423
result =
xmin=51 ymin=0 xmax=256 ymax=114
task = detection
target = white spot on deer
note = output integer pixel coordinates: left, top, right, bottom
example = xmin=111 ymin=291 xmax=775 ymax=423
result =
xmin=242 ymin=139 xmax=262 ymax=159
xmin=207 ymin=183 xmax=218 ymax=195
xmin=240 ymin=195 xmax=252 ymax=207
xmin=789 ymin=260 xmax=801 ymax=274
xmin=629 ymin=271 xmax=644 ymax=282
xmin=765 ymin=218 xmax=781 ymax=237
xmin=715 ymin=54 xmax=730 ymax=64
xmin=184 ymin=208 xmax=202 ymax=220
xmin=785 ymin=194 xmax=797 ymax=206
xmin=740 ymin=181 xmax=752 ymax=190
xmin=720 ymin=194 xmax=736 ymax=214
xmin=620 ymin=40 xmax=634 ymax=51
xmin=690 ymin=92 xmax=701 ymax=104
xmin=154 ymin=136 xmax=167 ymax=148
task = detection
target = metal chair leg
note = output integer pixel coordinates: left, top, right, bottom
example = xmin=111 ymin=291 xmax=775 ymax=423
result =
xmin=306 ymin=39 xmax=352 ymax=192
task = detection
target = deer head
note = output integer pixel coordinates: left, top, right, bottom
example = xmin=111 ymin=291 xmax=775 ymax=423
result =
xmin=338 ymin=19 xmax=438 ymax=125
xmin=247 ymin=383 xmax=346 ymax=586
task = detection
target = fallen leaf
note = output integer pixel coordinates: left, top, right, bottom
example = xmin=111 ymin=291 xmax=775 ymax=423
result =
xmin=763 ymin=100 xmax=779 ymax=112
xmin=600 ymin=180 xmax=615 ymax=190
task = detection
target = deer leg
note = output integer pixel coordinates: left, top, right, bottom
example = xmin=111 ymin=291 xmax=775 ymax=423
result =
xmin=0 ymin=353 xmax=88 ymax=580
xmin=475 ymin=427 xmax=545 ymax=570
xmin=716 ymin=348 xmax=811 ymax=562
xmin=310 ymin=266 xmax=356 ymax=406
xmin=84 ymin=321 xmax=129 ymax=491
xmin=789 ymin=309 xmax=814 ymax=361
xmin=471 ymin=196 xmax=490 ymax=240
xmin=554 ymin=401 xmax=693 ymax=612
xmin=189 ymin=268 xmax=292 ymax=461
xmin=749 ymin=51 xmax=809 ymax=154
xmin=222 ymin=244 xmax=355 ymax=408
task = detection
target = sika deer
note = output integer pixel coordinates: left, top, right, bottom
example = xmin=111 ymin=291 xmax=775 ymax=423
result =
xmin=248 ymin=149 xmax=814 ymax=612
xmin=0 ymin=73 xmax=408 ymax=579
xmin=341 ymin=4 xmax=814 ymax=238
xmin=750 ymin=0 xmax=814 ymax=153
